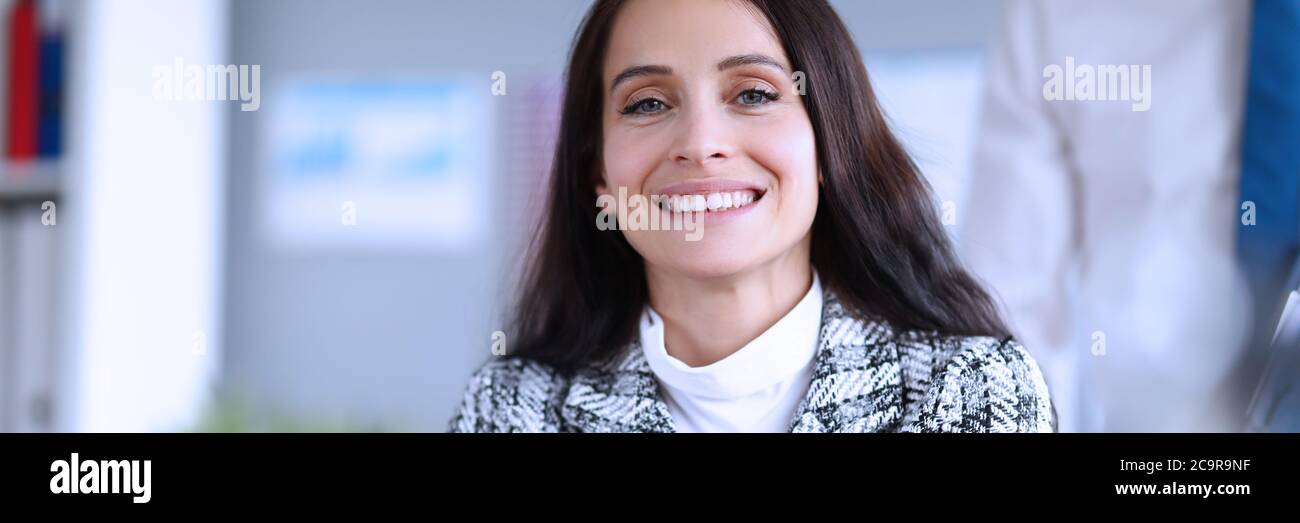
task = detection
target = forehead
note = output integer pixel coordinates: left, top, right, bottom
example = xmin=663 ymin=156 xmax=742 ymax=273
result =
xmin=602 ymin=0 xmax=789 ymax=80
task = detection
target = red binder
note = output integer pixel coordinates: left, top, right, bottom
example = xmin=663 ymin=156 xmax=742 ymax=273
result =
xmin=6 ymin=0 xmax=40 ymax=160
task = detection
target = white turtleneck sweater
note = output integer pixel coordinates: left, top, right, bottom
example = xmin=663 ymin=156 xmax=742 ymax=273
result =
xmin=638 ymin=273 xmax=823 ymax=433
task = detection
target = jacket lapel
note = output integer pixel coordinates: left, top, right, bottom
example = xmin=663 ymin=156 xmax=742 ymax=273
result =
xmin=561 ymin=342 xmax=677 ymax=433
xmin=787 ymin=292 xmax=904 ymax=433
xmin=560 ymin=290 xmax=903 ymax=433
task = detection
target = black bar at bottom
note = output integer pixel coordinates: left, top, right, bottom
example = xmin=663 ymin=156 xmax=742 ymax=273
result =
xmin=0 ymin=433 xmax=1291 ymax=510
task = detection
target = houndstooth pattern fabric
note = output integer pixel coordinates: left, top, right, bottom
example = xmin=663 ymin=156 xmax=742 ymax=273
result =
xmin=449 ymin=289 xmax=1056 ymax=433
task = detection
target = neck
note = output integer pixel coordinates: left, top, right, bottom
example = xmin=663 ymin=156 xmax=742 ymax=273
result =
xmin=645 ymin=241 xmax=814 ymax=367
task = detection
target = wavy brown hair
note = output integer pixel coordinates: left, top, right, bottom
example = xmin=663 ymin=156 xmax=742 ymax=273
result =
xmin=507 ymin=0 xmax=1010 ymax=371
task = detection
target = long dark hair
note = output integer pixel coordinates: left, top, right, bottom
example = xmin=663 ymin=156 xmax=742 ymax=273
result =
xmin=507 ymin=0 xmax=1010 ymax=371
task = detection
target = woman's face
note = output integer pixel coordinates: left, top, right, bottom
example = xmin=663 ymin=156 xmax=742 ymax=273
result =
xmin=598 ymin=0 xmax=819 ymax=280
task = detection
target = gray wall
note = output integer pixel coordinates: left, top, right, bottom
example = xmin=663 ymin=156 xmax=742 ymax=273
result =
xmin=222 ymin=0 xmax=999 ymax=431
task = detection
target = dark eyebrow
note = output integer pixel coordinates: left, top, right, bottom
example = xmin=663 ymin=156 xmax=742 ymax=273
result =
xmin=609 ymin=64 xmax=673 ymax=94
xmin=717 ymin=54 xmax=787 ymax=73
xmin=608 ymin=54 xmax=788 ymax=94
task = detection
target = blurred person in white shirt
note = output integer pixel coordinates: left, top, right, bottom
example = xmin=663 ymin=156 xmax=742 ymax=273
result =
xmin=960 ymin=0 xmax=1256 ymax=432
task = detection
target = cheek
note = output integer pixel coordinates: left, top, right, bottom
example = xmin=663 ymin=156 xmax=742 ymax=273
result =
xmin=747 ymin=115 xmax=819 ymax=211
xmin=601 ymin=128 xmax=664 ymax=192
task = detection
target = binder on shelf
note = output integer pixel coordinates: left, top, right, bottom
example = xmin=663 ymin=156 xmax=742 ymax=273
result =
xmin=9 ymin=203 xmax=57 ymax=431
xmin=36 ymin=0 xmax=61 ymax=158
xmin=5 ymin=0 xmax=39 ymax=162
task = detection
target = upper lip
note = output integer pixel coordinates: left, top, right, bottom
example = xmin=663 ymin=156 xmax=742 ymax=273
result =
xmin=651 ymin=179 xmax=767 ymax=197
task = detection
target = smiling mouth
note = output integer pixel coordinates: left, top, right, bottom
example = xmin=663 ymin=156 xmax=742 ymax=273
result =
xmin=655 ymin=189 xmax=764 ymax=213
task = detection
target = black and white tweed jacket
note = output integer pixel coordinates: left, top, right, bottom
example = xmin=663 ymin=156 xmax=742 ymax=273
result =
xmin=449 ymin=290 xmax=1055 ymax=433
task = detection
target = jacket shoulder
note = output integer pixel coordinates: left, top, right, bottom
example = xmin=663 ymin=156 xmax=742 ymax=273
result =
xmin=896 ymin=332 xmax=1056 ymax=432
xmin=447 ymin=356 xmax=568 ymax=433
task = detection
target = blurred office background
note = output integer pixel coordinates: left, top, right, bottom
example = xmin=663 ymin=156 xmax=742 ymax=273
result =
xmin=0 ymin=0 xmax=1283 ymax=432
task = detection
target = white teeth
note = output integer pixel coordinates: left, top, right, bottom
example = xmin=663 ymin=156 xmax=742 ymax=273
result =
xmin=706 ymin=193 xmax=722 ymax=210
xmin=691 ymin=195 xmax=707 ymax=211
xmin=658 ymin=190 xmax=761 ymax=213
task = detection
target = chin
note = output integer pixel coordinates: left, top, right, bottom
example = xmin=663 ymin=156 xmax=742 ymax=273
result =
xmin=634 ymin=235 xmax=768 ymax=281
xmin=664 ymin=257 xmax=757 ymax=280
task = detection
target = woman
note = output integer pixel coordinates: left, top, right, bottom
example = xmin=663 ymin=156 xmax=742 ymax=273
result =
xmin=450 ymin=0 xmax=1055 ymax=432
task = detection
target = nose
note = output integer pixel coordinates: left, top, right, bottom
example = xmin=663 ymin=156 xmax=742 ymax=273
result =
xmin=669 ymin=103 xmax=736 ymax=167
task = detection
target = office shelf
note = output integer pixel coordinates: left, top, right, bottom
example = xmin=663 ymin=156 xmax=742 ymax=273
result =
xmin=0 ymin=161 xmax=61 ymax=201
